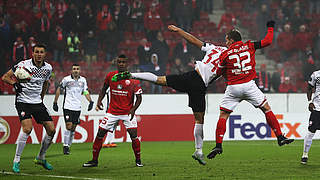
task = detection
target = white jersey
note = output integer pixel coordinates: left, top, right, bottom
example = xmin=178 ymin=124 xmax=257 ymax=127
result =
xmin=195 ymin=43 xmax=227 ymax=87
xmin=60 ymin=75 xmax=88 ymax=111
xmin=13 ymin=59 xmax=52 ymax=104
xmin=308 ymin=70 xmax=320 ymax=111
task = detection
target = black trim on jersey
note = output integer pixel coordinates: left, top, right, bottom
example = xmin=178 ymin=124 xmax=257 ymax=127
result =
xmin=253 ymin=41 xmax=261 ymax=50
xmin=31 ymin=59 xmax=46 ymax=67
xmin=62 ymin=86 xmax=66 ymax=109
xmin=105 ymin=89 xmax=110 ymax=113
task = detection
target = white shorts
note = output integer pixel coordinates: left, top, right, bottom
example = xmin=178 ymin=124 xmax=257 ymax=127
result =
xmin=99 ymin=113 xmax=138 ymax=131
xmin=220 ymin=80 xmax=267 ymax=112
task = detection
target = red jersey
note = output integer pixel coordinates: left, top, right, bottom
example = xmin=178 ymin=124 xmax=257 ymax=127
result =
xmin=218 ymin=27 xmax=274 ymax=85
xmin=218 ymin=40 xmax=256 ymax=85
xmin=105 ymin=71 xmax=142 ymax=115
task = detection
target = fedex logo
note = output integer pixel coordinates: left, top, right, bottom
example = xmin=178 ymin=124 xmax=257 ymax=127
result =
xmin=229 ymin=115 xmax=301 ymax=139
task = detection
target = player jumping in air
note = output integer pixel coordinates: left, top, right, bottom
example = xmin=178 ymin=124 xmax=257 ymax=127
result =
xmin=207 ymin=21 xmax=294 ymax=159
xmin=112 ymin=25 xmax=227 ymax=165
xmin=83 ymin=55 xmax=143 ymax=167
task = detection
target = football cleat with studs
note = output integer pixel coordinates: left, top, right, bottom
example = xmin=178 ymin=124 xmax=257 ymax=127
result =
xmin=82 ymin=160 xmax=98 ymax=167
xmin=301 ymin=157 xmax=308 ymax=165
xmin=192 ymin=152 xmax=206 ymax=165
xmin=12 ymin=162 xmax=20 ymax=173
xmin=34 ymin=157 xmax=53 ymax=170
xmin=207 ymin=147 xmax=223 ymax=159
xmin=277 ymin=135 xmax=294 ymax=146
xmin=136 ymin=159 xmax=143 ymax=167
xmin=63 ymin=146 xmax=70 ymax=155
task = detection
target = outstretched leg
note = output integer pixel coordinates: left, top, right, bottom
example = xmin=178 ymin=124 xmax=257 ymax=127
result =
xmin=132 ymin=73 xmax=167 ymax=86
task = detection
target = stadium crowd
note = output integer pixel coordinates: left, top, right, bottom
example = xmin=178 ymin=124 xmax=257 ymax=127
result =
xmin=0 ymin=0 xmax=319 ymax=94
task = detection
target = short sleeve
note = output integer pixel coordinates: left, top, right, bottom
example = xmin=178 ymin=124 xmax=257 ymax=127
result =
xmin=12 ymin=61 xmax=25 ymax=73
xmin=83 ymin=77 xmax=88 ymax=92
xmin=201 ymin=43 xmax=215 ymax=52
xmin=308 ymin=72 xmax=316 ymax=87
xmin=46 ymin=67 xmax=52 ymax=81
xmin=105 ymin=72 xmax=111 ymax=86
xmin=60 ymin=77 xmax=67 ymax=89
xmin=134 ymin=80 xmax=143 ymax=94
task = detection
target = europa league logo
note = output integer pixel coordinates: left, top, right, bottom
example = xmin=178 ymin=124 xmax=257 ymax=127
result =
xmin=0 ymin=118 xmax=10 ymax=144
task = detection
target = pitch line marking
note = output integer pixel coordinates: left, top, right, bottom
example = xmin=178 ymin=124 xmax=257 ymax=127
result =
xmin=1 ymin=171 xmax=111 ymax=180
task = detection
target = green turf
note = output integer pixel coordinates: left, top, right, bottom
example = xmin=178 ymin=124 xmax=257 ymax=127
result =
xmin=0 ymin=140 xmax=319 ymax=180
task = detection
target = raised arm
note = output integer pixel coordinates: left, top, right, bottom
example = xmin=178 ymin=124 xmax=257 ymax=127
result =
xmin=168 ymin=25 xmax=203 ymax=49
xmin=254 ymin=20 xmax=275 ymax=49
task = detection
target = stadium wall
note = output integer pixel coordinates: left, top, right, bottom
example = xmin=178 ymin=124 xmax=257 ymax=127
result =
xmin=0 ymin=94 xmax=314 ymax=144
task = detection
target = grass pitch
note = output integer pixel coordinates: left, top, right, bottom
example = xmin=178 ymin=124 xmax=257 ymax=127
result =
xmin=0 ymin=140 xmax=320 ymax=180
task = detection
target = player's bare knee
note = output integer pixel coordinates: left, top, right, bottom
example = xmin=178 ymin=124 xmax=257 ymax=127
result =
xmin=128 ymin=129 xmax=137 ymax=139
xmin=260 ymin=102 xmax=271 ymax=113
xmin=47 ymin=129 xmax=56 ymax=137
xmin=194 ymin=112 xmax=205 ymax=124
xmin=220 ymin=110 xmax=231 ymax=119
xmin=23 ymin=127 xmax=32 ymax=134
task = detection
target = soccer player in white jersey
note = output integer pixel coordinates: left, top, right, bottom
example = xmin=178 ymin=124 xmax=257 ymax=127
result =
xmin=301 ymin=70 xmax=320 ymax=164
xmin=112 ymin=25 xmax=227 ymax=165
xmin=53 ymin=64 xmax=94 ymax=155
xmin=1 ymin=44 xmax=55 ymax=173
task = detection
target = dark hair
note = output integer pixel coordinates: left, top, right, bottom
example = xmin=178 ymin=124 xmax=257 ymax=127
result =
xmin=226 ymin=29 xmax=242 ymax=42
xmin=32 ymin=43 xmax=47 ymax=52
xmin=118 ymin=54 xmax=127 ymax=59
xmin=72 ymin=63 xmax=80 ymax=67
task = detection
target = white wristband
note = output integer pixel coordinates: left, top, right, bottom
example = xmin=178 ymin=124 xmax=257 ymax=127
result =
xmin=308 ymin=100 xmax=312 ymax=103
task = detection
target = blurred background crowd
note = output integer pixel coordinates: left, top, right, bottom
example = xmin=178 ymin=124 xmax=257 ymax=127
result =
xmin=0 ymin=0 xmax=319 ymax=94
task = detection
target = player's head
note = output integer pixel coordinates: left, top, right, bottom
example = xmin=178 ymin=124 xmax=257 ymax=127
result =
xmin=116 ymin=54 xmax=128 ymax=72
xmin=71 ymin=64 xmax=80 ymax=78
xmin=32 ymin=44 xmax=47 ymax=63
xmin=225 ymin=29 xmax=242 ymax=47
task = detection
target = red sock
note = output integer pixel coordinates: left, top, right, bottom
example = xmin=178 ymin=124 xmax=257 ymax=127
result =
xmin=132 ymin=138 xmax=141 ymax=160
xmin=216 ymin=118 xmax=227 ymax=144
xmin=265 ymin=111 xmax=282 ymax=136
xmin=92 ymin=137 xmax=104 ymax=161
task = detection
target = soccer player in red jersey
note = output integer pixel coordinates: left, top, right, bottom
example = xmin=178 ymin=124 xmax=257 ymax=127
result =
xmin=207 ymin=21 xmax=294 ymax=159
xmin=83 ymin=55 xmax=143 ymax=167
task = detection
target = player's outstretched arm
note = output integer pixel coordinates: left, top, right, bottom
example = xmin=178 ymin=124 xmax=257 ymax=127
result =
xmin=168 ymin=25 xmax=203 ymax=49
xmin=253 ymin=20 xmax=275 ymax=49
